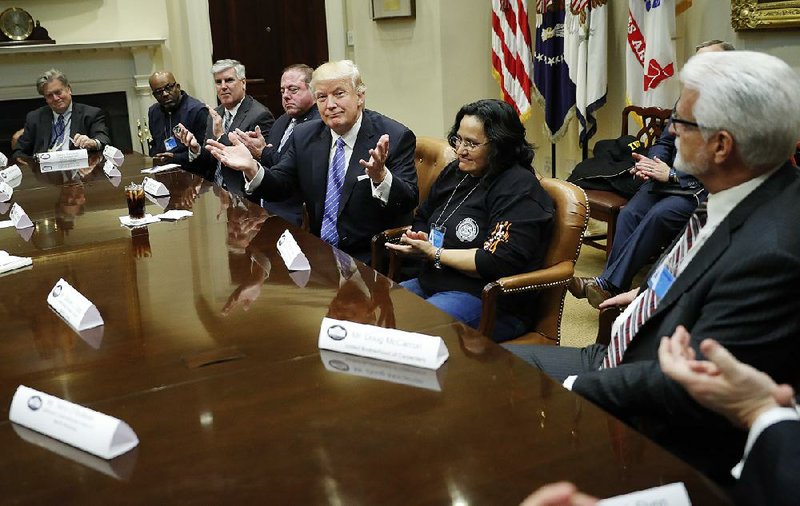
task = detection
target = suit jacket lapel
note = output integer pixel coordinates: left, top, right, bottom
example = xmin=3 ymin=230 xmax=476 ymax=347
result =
xmin=310 ymin=127 xmax=332 ymax=221
xmin=649 ymin=162 xmax=796 ymax=318
xmin=229 ymin=95 xmax=251 ymax=134
xmin=340 ymin=111 xmax=374 ymax=216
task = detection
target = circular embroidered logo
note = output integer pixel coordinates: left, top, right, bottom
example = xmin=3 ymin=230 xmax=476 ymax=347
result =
xmin=456 ymin=218 xmax=479 ymax=242
xmin=27 ymin=396 xmax=42 ymax=411
xmin=327 ymin=324 xmax=348 ymax=341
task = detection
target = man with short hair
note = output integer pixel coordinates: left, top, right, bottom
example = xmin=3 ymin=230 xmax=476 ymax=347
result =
xmin=207 ymin=60 xmax=418 ymax=262
xmin=176 ymin=59 xmax=274 ymax=194
xmin=147 ymin=71 xmax=208 ymax=166
xmin=13 ymin=69 xmax=111 ymax=160
xmin=231 ymin=63 xmax=320 ymax=225
xmin=507 ymin=50 xmax=800 ymax=484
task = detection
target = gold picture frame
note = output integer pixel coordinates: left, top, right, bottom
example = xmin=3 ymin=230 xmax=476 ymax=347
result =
xmin=731 ymin=0 xmax=800 ymax=30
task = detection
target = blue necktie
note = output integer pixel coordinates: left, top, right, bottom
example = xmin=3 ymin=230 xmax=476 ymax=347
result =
xmin=50 ymin=114 xmax=65 ymax=149
xmin=320 ymin=137 xmax=347 ymax=246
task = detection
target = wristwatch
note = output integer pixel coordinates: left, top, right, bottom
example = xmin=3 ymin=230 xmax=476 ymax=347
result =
xmin=434 ymin=247 xmax=443 ymax=269
xmin=668 ymin=167 xmax=679 ymax=183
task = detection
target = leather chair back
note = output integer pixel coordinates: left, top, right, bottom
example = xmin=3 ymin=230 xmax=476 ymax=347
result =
xmin=518 ymin=178 xmax=589 ymax=344
xmin=414 ymin=137 xmax=456 ymax=204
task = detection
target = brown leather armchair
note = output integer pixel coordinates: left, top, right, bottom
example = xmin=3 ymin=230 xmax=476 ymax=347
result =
xmin=583 ymin=105 xmax=672 ymax=257
xmin=371 ymin=137 xmax=455 ymax=272
xmin=487 ymin=177 xmax=589 ymax=344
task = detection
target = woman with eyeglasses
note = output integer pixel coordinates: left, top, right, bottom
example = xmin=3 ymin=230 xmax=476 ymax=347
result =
xmin=387 ymin=99 xmax=554 ymax=342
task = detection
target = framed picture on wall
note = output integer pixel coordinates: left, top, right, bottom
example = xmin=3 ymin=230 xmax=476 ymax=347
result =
xmin=371 ymin=0 xmax=415 ymax=20
xmin=731 ymin=0 xmax=800 ymax=30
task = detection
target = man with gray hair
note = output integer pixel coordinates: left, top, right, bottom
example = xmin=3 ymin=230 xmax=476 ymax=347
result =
xmin=176 ymin=59 xmax=274 ymax=194
xmin=507 ymin=50 xmax=800 ymax=484
xmin=13 ymin=69 xmax=111 ymax=160
xmin=206 ymin=60 xmax=417 ymax=262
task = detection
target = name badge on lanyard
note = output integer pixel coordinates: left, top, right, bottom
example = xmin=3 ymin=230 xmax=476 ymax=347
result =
xmin=429 ymin=225 xmax=446 ymax=248
xmin=164 ymin=136 xmax=178 ymax=151
xmin=647 ymin=263 xmax=675 ymax=301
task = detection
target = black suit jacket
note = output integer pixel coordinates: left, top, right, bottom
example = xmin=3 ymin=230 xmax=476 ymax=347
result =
xmin=736 ymin=419 xmax=800 ymax=505
xmin=189 ymin=94 xmax=274 ymax=195
xmin=573 ymin=162 xmax=800 ymax=481
xmin=13 ymin=102 xmax=111 ymax=159
xmin=256 ymin=107 xmax=320 ymax=225
xmin=251 ymin=109 xmax=417 ymax=261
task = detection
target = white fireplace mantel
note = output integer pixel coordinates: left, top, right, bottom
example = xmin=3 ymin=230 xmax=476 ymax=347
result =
xmin=0 ymin=38 xmax=166 ymax=153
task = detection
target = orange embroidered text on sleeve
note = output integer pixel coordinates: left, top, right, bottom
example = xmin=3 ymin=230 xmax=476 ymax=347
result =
xmin=483 ymin=221 xmax=511 ymax=253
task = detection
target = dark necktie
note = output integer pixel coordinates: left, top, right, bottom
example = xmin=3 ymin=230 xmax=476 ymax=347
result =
xmin=50 ymin=114 xmax=65 ymax=149
xmin=214 ymin=111 xmax=234 ymax=187
xmin=602 ymin=202 xmax=708 ymax=368
xmin=320 ymin=137 xmax=347 ymax=246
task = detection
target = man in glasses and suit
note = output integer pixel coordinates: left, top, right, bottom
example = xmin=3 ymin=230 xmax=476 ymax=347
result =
xmin=147 ymin=71 xmax=209 ymax=166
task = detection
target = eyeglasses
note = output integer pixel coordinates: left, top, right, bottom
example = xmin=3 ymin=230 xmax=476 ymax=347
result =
xmin=449 ymin=135 xmax=489 ymax=152
xmin=670 ymin=111 xmax=703 ymax=130
xmin=152 ymin=82 xmax=177 ymax=97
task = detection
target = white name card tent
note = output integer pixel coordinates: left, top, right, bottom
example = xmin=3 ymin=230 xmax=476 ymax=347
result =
xmin=47 ymin=278 xmax=104 ymax=331
xmin=103 ymin=160 xmax=121 ymax=178
xmin=0 ymin=164 xmax=22 ymax=186
xmin=598 ymin=482 xmax=691 ymax=506
xmin=0 ymin=181 xmax=12 ymax=202
xmin=319 ymin=317 xmax=449 ymax=370
xmin=142 ymin=177 xmax=169 ymax=197
xmin=9 ymin=385 xmax=139 ymax=460
xmin=320 ymin=350 xmax=444 ymax=392
xmin=103 ymin=145 xmax=125 ymax=167
xmin=37 ymin=149 xmax=89 ymax=172
xmin=277 ymin=229 xmax=310 ymax=271
xmin=0 ymin=151 xmax=7 ymax=167
xmin=9 ymin=203 xmax=33 ymax=229
xmin=0 ymin=251 xmax=33 ymax=275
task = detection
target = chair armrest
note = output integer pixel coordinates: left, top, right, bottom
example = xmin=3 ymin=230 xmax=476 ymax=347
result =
xmin=371 ymin=226 xmax=411 ymax=276
xmin=596 ymin=305 xmax=623 ymax=347
xmin=478 ymin=261 xmax=575 ymax=337
xmin=493 ymin=260 xmax=575 ymax=292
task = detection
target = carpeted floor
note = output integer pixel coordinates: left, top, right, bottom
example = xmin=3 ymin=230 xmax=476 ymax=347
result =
xmin=559 ymin=241 xmax=607 ymax=349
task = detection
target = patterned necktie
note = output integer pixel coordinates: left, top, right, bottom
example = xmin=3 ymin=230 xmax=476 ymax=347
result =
xmin=50 ymin=114 xmax=65 ymax=149
xmin=214 ymin=111 xmax=234 ymax=187
xmin=278 ymin=118 xmax=296 ymax=153
xmin=602 ymin=202 xmax=708 ymax=369
xmin=320 ymin=137 xmax=347 ymax=246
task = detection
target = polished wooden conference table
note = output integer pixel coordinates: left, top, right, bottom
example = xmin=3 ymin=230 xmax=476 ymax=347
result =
xmin=0 ymin=153 xmax=730 ymax=504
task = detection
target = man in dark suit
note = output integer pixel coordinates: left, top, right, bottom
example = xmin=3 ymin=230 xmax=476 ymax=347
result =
xmin=147 ymin=71 xmax=209 ymax=166
xmin=176 ymin=59 xmax=274 ymax=195
xmin=230 ymin=63 xmax=320 ymax=225
xmin=659 ymin=327 xmax=799 ymax=505
xmin=12 ymin=69 xmax=111 ymax=160
xmin=506 ymin=50 xmax=800 ymax=484
xmin=206 ymin=60 xmax=417 ymax=262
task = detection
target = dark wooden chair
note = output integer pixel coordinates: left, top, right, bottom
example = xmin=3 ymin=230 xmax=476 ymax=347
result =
xmin=583 ymin=105 xmax=672 ymax=258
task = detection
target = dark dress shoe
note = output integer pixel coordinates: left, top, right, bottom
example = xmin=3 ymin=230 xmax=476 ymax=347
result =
xmin=586 ymin=283 xmax=613 ymax=309
xmin=568 ymin=277 xmax=597 ymax=299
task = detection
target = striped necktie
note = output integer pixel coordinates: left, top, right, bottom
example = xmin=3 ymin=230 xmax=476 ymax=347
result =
xmin=278 ymin=118 xmax=296 ymax=153
xmin=602 ymin=202 xmax=708 ymax=369
xmin=50 ymin=114 xmax=65 ymax=150
xmin=214 ymin=111 xmax=234 ymax=187
xmin=320 ymin=137 xmax=347 ymax=246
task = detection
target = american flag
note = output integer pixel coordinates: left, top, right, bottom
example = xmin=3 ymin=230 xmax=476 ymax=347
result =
xmin=491 ymin=0 xmax=534 ymax=121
